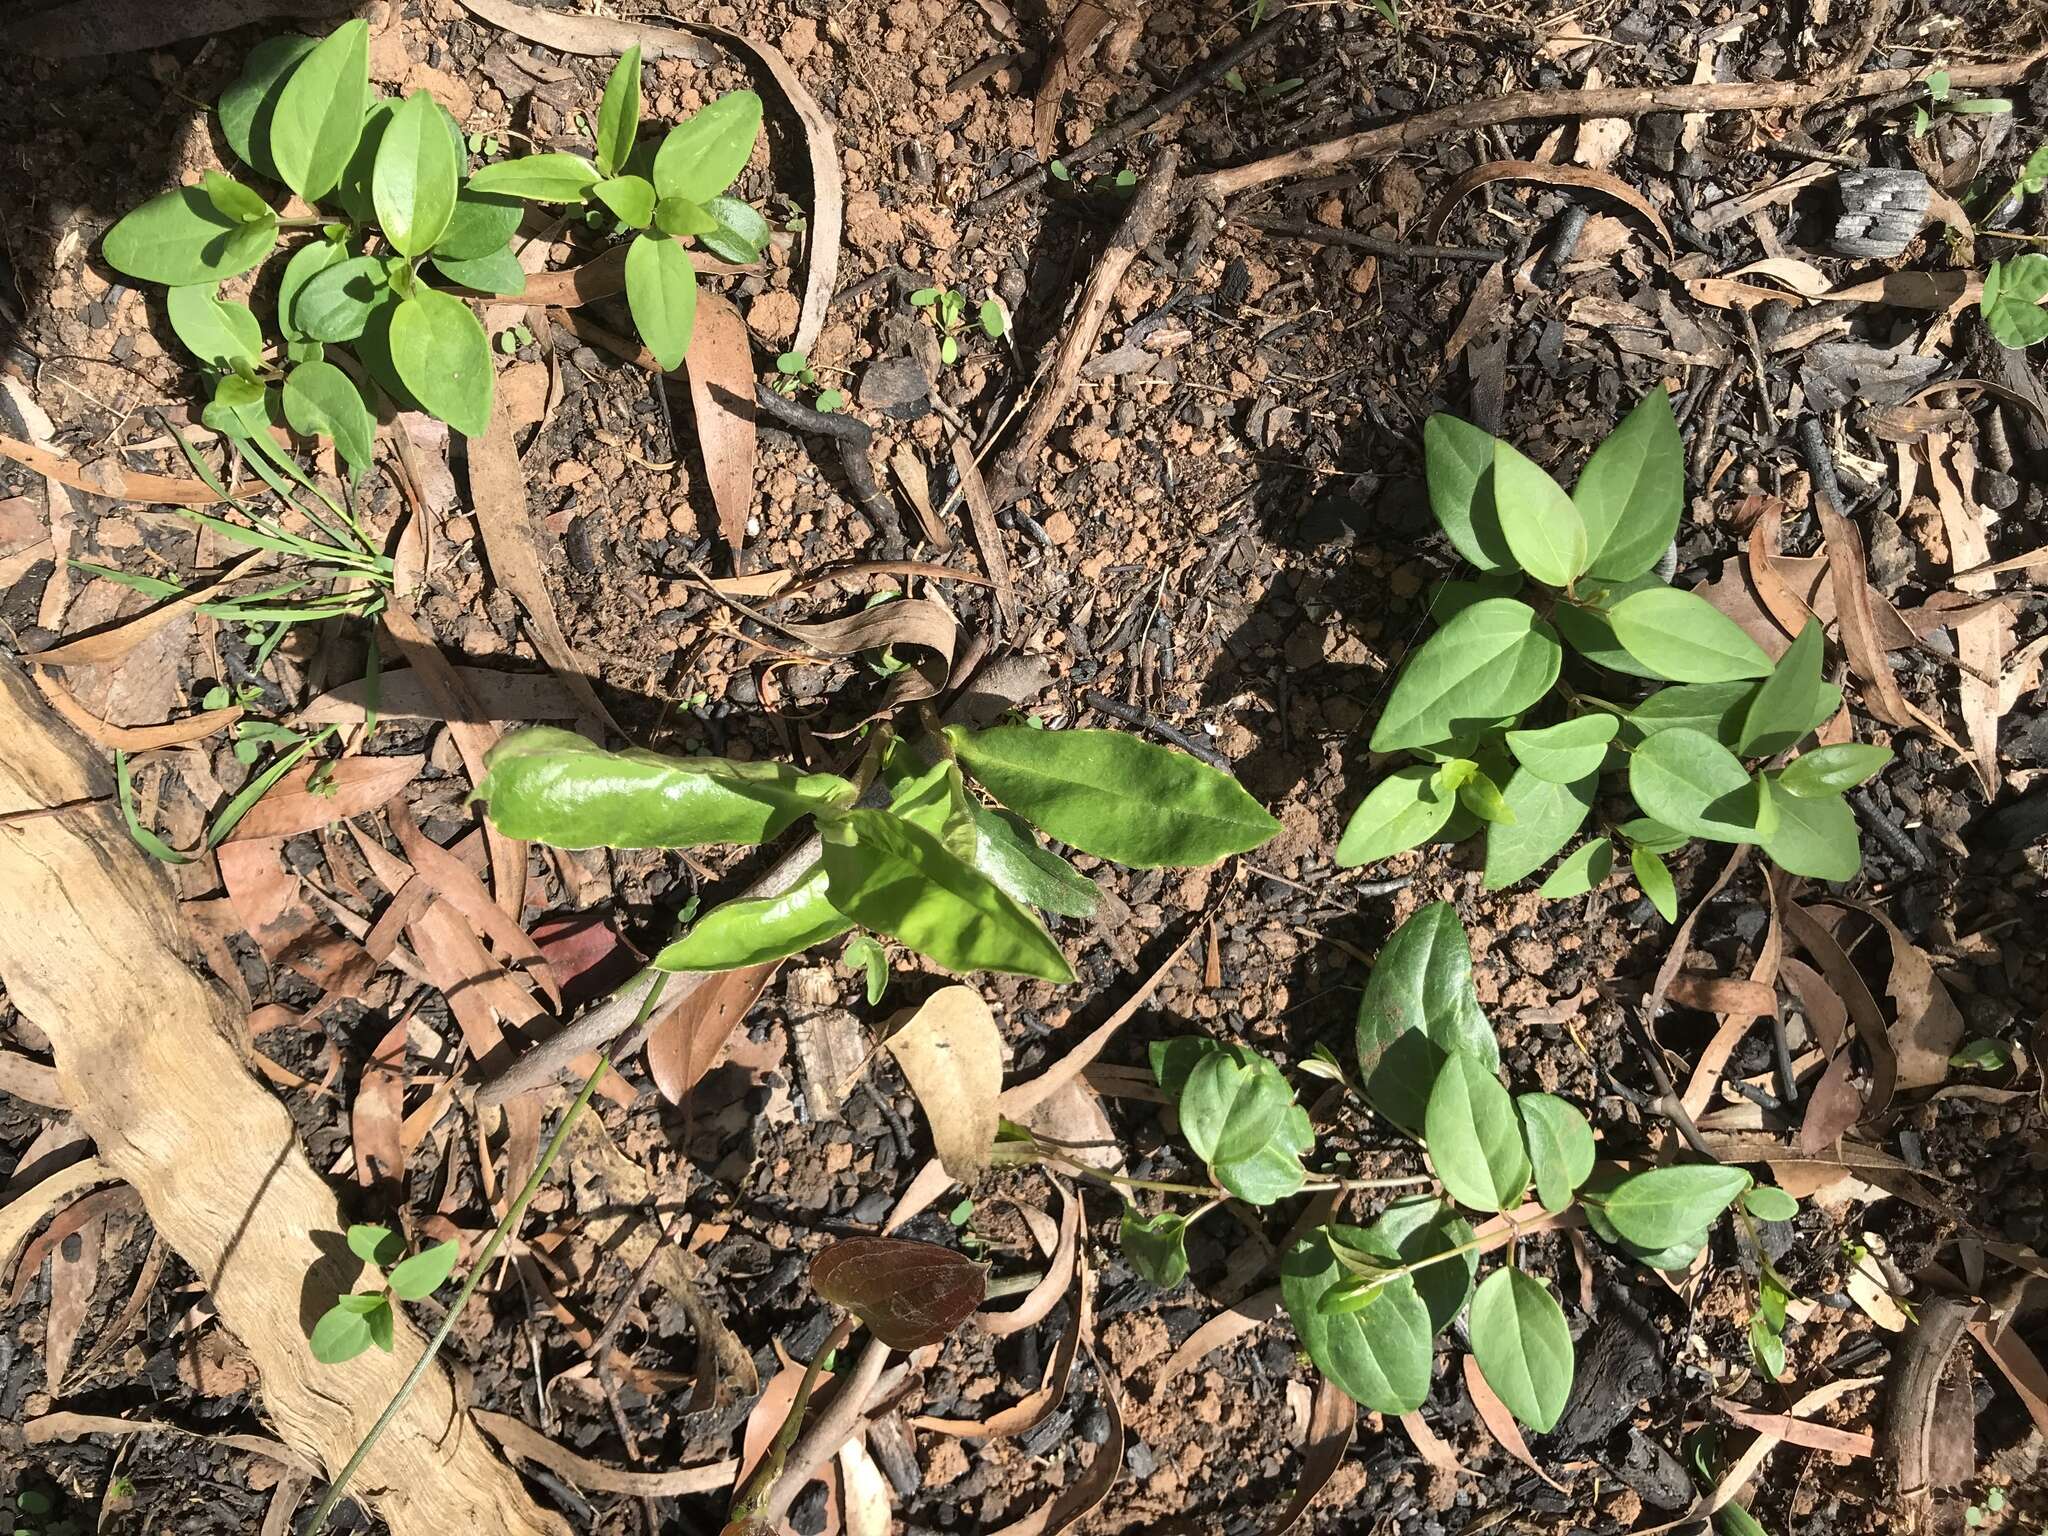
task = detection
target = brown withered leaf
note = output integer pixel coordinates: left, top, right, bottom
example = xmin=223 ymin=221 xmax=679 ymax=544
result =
xmin=1463 ymin=1354 xmax=1565 ymax=1493
xmin=1858 ymin=906 xmax=1966 ymax=1090
xmin=647 ymin=962 xmax=780 ymax=1108
xmin=222 ymin=756 xmax=424 ymax=843
xmin=883 ymin=985 xmax=1003 ymax=1182
xmin=1265 ymin=1381 xmax=1358 ymax=1534
xmin=1424 ymin=160 xmax=1673 ymax=254
xmin=682 ymin=292 xmax=757 ymax=555
xmin=352 ymin=1014 xmax=408 ymax=1199
xmin=810 ymin=1238 xmax=987 ymax=1349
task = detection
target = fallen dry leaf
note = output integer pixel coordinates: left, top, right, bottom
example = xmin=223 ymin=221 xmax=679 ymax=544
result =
xmin=1857 ymin=905 xmax=1965 ymax=1091
xmin=646 ymin=961 xmax=780 ymax=1108
xmin=1033 ymin=0 xmax=1114 ymax=158
xmin=681 ymin=291 xmax=758 ymax=554
xmin=1463 ymin=1353 xmax=1566 ymax=1492
xmin=913 ymin=1256 xmax=1090 ymax=1438
xmin=223 ymin=755 xmax=425 ymax=842
xmin=1264 ymin=1380 xmax=1357 ymax=1535
xmin=352 ymin=1014 xmax=408 ymax=1200
xmin=1424 ymin=159 xmax=1673 ymax=254
xmin=299 ymin=666 xmax=582 ymax=727
xmin=883 ymin=985 xmax=1003 ymax=1181
xmin=837 ymin=1437 xmax=892 ymax=1536
xmin=983 ymin=1354 xmax=1123 ymax=1536
xmin=1929 ymin=440 xmax=2010 ymax=797
xmin=811 ymin=1237 xmax=988 ymax=1350
xmin=475 ymin=1410 xmax=737 ymax=1497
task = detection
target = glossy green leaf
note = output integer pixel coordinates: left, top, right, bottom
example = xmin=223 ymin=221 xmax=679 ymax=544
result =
xmin=1424 ymin=1050 xmax=1530 ymax=1213
xmin=1149 ymin=1035 xmax=1221 ymax=1098
xmin=1482 ymin=769 xmax=1595 ymax=889
xmin=202 ymin=374 xmax=271 ymax=438
xmin=465 ymin=151 xmax=602 ymax=202
xmin=275 ymin=237 xmax=350 ymax=342
xmin=1538 ymin=839 xmax=1613 ymax=898
xmin=1739 ymin=620 xmax=1824 ymax=756
xmin=1354 ymin=902 xmax=1497 ymax=1135
xmin=1778 ymin=743 xmax=1892 ymax=798
xmin=1179 ymin=1047 xmax=1291 ymax=1167
xmin=1468 ymin=1268 xmax=1574 ymax=1433
xmin=1950 ymin=1037 xmax=2012 ymax=1071
xmin=1506 ymin=713 xmax=1618 ymax=783
xmin=1212 ymin=1103 xmax=1313 ymax=1205
xmin=1574 ymin=386 xmax=1683 ymax=579
xmin=165 ymin=285 xmax=263 ymax=371
xmin=1631 ymin=845 xmax=1678 ymax=921
xmin=200 ymin=169 xmax=272 ymax=225
xmin=653 ymin=90 xmax=763 ymax=202
xmin=968 ymin=803 xmax=1099 ymax=918
xmin=699 ymin=194 xmax=772 ymax=262
xmin=1430 ymin=571 xmax=1524 ymax=626
xmin=1516 ymin=1093 xmax=1595 ymax=1212
xmin=294 ymin=254 xmax=388 ymax=342
xmin=351 ymin=287 xmax=411 ymax=405
xmin=431 ymin=245 xmax=528 ymax=296
xmin=102 ymin=187 xmax=277 ymax=286
xmin=1456 ymin=769 xmax=1513 ymax=824
xmin=655 ymin=196 xmax=718 ymax=236
xmin=310 ymin=1299 xmax=380 ymax=1364
xmin=1352 ymin=1197 xmax=1477 ymax=1335
xmin=1335 ymin=765 xmax=1456 ymax=868
xmin=1121 ymin=1208 xmax=1190 ymax=1288
xmin=1552 ymin=570 xmax=1668 ymax=679
xmin=950 ymin=723 xmax=1279 ymax=868
xmin=282 ymin=360 xmax=374 ymax=483
xmin=1630 ymin=728 xmax=1772 ymax=843
xmin=1621 ymin=818 xmax=1688 ymax=854
xmin=1743 ymin=1186 xmax=1798 ymax=1222
xmin=1578 ymin=1169 xmax=1702 ymax=1269
xmin=1626 ymin=682 xmax=1759 ymax=749
xmin=818 ymin=809 xmax=1072 ymax=981
xmin=843 ymin=934 xmax=889 ymax=1004
xmin=1760 ymin=777 xmax=1861 ymax=881
xmin=474 ymin=726 xmax=854 ymax=849
xmin=269 ymin=19 xmax=369 ymax=202
xmin=596 ymin=45 xmax=642 ymax=176
xmin=387 ymin=1239 xmax=458 ymax=1301
xmin=389 ymin=287 xmax=493 ymax=436
xmin=625 ymin=230 xmax=698 ymax=371
xmin=334 ymin=98 xmax=396 ymax=225
xmin=592 ymin=173 xmax=656 ymax=228
xmin=346 ymin=1223 xmax=405 ymax=1266
xmin=434 ymin=186 xmax=524 ymax=260
xmin=880 ymin=751 xmax=976 ymax=859
xmin=1982 ymin=255 xmax=2048 ymax=349
xmin=656 ymin=863 xmax=852 ymax=971
xmin=219 ymin=33 xmax=318 ymax=181
xmin=1423 ymin=412 xmax=1512 ymax=570
xmin=1370 ymin=599 xmax=1561 ymax=754
xmin=1609 ymin=588 xmax=1774 ymax=683
xmin=1282 ymin=1226 xmax=1434 ymax=1413
xmin=373 ymin=90 xmax=459 ymax=256
xmin=1594 ymin=1164 xmax=1751 ymax=1250
xmin=1493 ymin=438 xmax=1587 ymax=586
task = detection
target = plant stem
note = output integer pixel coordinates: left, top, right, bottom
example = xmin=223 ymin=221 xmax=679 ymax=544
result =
xmin=1038 ymin=1152 xmax=1437 ymax=1201
xmin=728 ymin=1312 xmax=856 ymax=1523
xmin=306 ymin=981 xmax=669 ymax=1532
xmin=1302 ymin=1174 xmax=1440 ymax=1193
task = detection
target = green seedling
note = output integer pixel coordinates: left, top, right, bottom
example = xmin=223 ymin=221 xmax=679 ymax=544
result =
xmin=1965 ymin=1486 xmax=2011 ymax=1528
xmin=1950 ymin=1036 xmax=2014 ymax=1071
xmin=494 ymin=321 xmax=535 ymax=354
xmin=773 ymin=349 xmax=843 ymax=411
xmin=1337 ymin=388 xmax=1893 ymax=918
xmin=1083 ymin=902 xmax=1799 ymax=1434
xmin=911 ymin=286 xmax=970 ymax=366
xmin=471 ymin=713 xmax=1281 ymax=984
xmin=309 ymin=1224 xmax=461 ymax=1365
xmin=843 ymin=933 xmax=889 ymax=1004
xmin=1981 ymin=254 xmax=2048 ymax=349
xmin=14 ymin=1488 xmax=79 ymax=1536
xmin=1914 ymin=69 xmax=2012 ymax=138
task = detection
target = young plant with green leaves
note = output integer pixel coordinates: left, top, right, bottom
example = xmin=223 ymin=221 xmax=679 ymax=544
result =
xmin=1337 ymin=388 xmax=1893 ymax=919
xmin=310 ymin=1224 xmax=460 ymax=1364
xmin=910 ymin=286 xmax=1005 ymax=366
xmin=1913 ymin=69 xmax=2011 ymax=138
xmin=1981 ymin=254 xmax=2048 ymax=349
xmin=772 ymin=348 xmax=844 ymax=411
xmin=471 ymin=716 xmax=1280 ymax=982
xmin=1100 ymin=903 xmax=1801 ymax=1433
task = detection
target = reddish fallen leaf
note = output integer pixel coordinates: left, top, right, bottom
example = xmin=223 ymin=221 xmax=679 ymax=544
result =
xmin=1033 ymin=0 xmax=1114 ymax=158
xmin=1463 ymin=1354 xmax=1567 ymax=1492
xmin=985 ymin=1359 xmax=1123 ymax=1536
xmin=646 ymin=961 xmax=780 ymax=1108
xmin=1798 ymin=1049 xmax=1864 ymax=1155
xmin=6 ymin=1186 xmax=137 ymax=1306
xmin=1714 ymin=1399 xmax=1876 ymax=1457
xmin=1155 ymin=1286 xmax=1284 ymax=1390
xmin=811 ymin=1238 xmax=987 ymax=1350
xmin=1929 ymin=440 xmax=2011 ymax=797
xmin=30 ymin=670 xmax=240 ymax=752
xmin=1857 ymin=905 xmax=1966 ymax=1091
xmin=299 ymin=666 xmax=582 ymax=728
xmin=1780 ymin=956 xmax=1849 ymax=1055
xmin=1780 ymin=897 xmax=1896 ymax=1121
xmin=1425 ymin=159 xmax=1674 ymax=254
xmin=915 ymin=1252 xmax=1091 ymax=1438
xmin=737 ymin=1356 xmax=806 ymax=1485
xmin=45 ymin=1202 xmax=105 ymax=1395
xmin=222 ymin=755 xmax=425 ymax=843
xmin=1264 ymin=1380 xmax=1358 ymax=1535
xmin=529 ymin=912 xmax=643 ymax=1011
xmin=217 ymin=840 xmax=377 ymax=997
xmin=681 ymin=292 xmax=757 ymax=554
xmin=387 ymin=799 xmax=559 ymax=1007
xmin=352 ymin=1015 xmax=408 ymax=1200
xmin=1398 ymin=1410 xmax=1465 ymax=1479
xmin=1815 ymin=499 xmax=1925 ymax=732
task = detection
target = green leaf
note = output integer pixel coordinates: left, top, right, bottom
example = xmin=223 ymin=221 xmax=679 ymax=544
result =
xmin=270 ymin=19 xmax=370 ymax=202
xmin=102 ymin=187 xmax=277 ymax=286
xmin=1336 ymin=765 xmax=1456 ymax=868
xmin=219 ymin=33 xmax=318 ymax=181
xmin=1493 ymin=438 xmax=1587 ymax=586
xmin=949 ymin=724 xmax=1280 ymax=868
xmin=1779 ymin=743 xmax=1892 ymax=798
xmin=200 ymin=169 xmax=273 ymax=225
xmin=1211 ymin=1103 xmax=1313 ymax=1205
xmin=346 ymin=1223 xmax=405 ymax=1266
xmin=1983 ymin=254 xmax=2048 ymax=349
xmin=625 ymin=231 xmax=699 ymax=371
xmin=1594 ymin=1164 xmax=1750 ymax=1249
xmin=1150 ymin=1036 xmax=1221 ymax=1099
xmin=431 ymin=246 xmax=528 ymax=296
xmin=1424 ymin=1050 xmax=1530 ymax=1213
xmin=1483 ymin=769 xmax=1595 ymax=889
xmin=282 ymin=361 xmax=375 ymax=483
xmin=1423 ymin=413 xmax=1512 ymax=570
xmin=968 ymin=803 xmax=1099 ymax=918
xmin=386 ymin=1238 xmax=459 ymax=1300
xmin=1468 ymin=1268 xmax=1574 ymax=1432
xmin=465 ymin=151 xmax=602 ymax=202
xmin=1538 ymin=839 xmax=1613 ymax=898
xmin=294 ymin=254 xmax=388 ymax=342
xmin=202 ymin=374 xmax=272 ymax=438
xmin=818 ymin=809 xmax=1072 ymax=981
xmin=1354 ymin=902 xmax=1497 ymax=1135
xmin=653 ymin=90 xmax=763 ymax=202
xmin=1738 ymin=620 xmax=1824 ymax=756
xmin=1121 ymin=1208 xmax=1190 ymax=1288
xmin=1631 ymin=728 xmax=1773 ymax=844
xmin=844 ymin=934 xmax=889 ymax=1004
xmin=596 ymin=45 xmax=642 ymax=176
xmin=164 ymin=285 xmax=264 ymax=371
xmin=1506 ymin=713 xmax=1618 ymax=783
xmin=1281 ymin=1226 xmax=1434 ymax=1414
xmin=1950 ymin=1037 xmax=2012 ymax=1071
xmin=1456 ymin=769 xmax=1513 ymax=824
xmin=1742 ymin=1186 xmax=1798 ymax=1222
xmin=275 ymin=237 xmax=350 ymax=343
xmin=373 ymin=90 xmax=460 ymax=257
xmin=475 ymin=727 xmax=853 ymax=849
xmin=653 ymin=861 xmax=852 ymax=971
xmin=434 ymin=186 xmax=525 ymax=260
xmin=389 ymin=287 xmax=493 ymax=437
xmin=1625 ymin=681 xmax=1760 ymax=749
xmin=1178 ymin=1046 xmax=1291 ymax=1166
xmin=1552 ymin=570 xmax=1669 ymax=679
xmin=333 ymin=97 xmax=396 ymax=225
xmin=698 ymin=194 xmax=772 ymax=263
xmin=1749 ymin=1311 xmax=1786 ymax=1380
xmin=1631 ymin=845 xmax=1678 ymax=921
xmin=654 ymin=196 xmax=719 ymax=237
xmin=1609 ymin=588 xmax=1775 ymax=683
xmin=1353 ymin=1197 xmax=1478 ymax=1334
xmin=592 ymin=173 xmax=657 ymax=228
xmin=1516 ymin=1093 xmax=1595 ymax=1212
xmin=1370 ymin=599 xmax=1562 ymax=754
xmin=310 ymin=1300 xmax=377 ymax=1364
xmin=1760 ymin=776 xmax=1861 ymax=881
xmin=879 ymin=743 xmax=976 ymax=855
xmin=1574 ymin=386 xmax=1683 ymax=579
